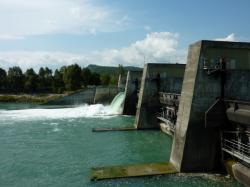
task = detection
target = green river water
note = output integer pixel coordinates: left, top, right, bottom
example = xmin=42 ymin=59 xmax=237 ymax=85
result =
xmin=0 ymin=103 xmax=243 ymax=187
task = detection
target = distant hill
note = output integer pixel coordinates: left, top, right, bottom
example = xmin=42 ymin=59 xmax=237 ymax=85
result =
xmin=87 ymin=64 xmax=142 ymax=75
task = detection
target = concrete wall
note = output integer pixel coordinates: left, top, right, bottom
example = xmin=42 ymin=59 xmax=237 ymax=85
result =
xmin=94 ymin=86 xmax=119 ymax=104
xmin=170 ymin=40 xmax=250 ymax=172
xmin=44 ymin=88 xmax=96 ymax=105
xmin=44 ymin=85 xmax=121 ymax=106
xmin=122 ymin=70 xmax=143 ymax=115
xmin=134 ymin=63 xmax=185 ymax=129
xmin=117 ymin=74 xmax=127 ymax=91
xmin=232 ymin=163 xmax=250 ymax=187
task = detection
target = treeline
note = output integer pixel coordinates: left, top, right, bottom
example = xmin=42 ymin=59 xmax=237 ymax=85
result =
xmin=0 ymin=64 xmax=124 ymax=94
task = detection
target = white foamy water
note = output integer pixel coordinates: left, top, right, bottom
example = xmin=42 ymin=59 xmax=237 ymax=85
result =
xmin=0 ymin=104 xmax=119 ymax=122
xmin=110 ymin=92 xmax=125 ymax=114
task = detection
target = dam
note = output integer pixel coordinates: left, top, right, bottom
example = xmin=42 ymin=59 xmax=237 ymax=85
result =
xmin=1 ymin=41 xmax=249 ymax=187
xmin=91 ymin=40 xmax=250 ymax=186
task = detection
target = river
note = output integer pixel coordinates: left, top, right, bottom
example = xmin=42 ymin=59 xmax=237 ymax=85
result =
xmin=0 ymin=103 xmax=242 ymax=187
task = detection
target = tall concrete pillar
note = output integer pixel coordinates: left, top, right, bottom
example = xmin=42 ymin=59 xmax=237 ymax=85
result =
xmin=94 ymin=86 xmax=119 ymax=104
xmin=117 ymin=74 xmax=127 ymax=92
xmin=123 ymin=70 xmax=143 ymax=115
xmin=170 ymin=40 xmax=250 ymax=172
xmin=134 ymin=63 xmax=185 ymax=129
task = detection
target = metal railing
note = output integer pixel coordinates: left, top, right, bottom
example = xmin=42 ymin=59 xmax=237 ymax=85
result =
xmin=222 ymin=138 xmax=250 ymax=165
xmin=158 ymin=92 xmax=180 ymax=105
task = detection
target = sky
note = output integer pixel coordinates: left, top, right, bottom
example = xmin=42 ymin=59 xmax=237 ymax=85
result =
xmin=0 ymin=0 xmax=250 ymax=71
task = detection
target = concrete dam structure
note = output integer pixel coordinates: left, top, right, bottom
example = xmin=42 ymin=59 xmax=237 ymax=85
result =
xmin=170 ymin=40 xmax=250 ymax=185
xmin=122 ymin=70 xmax=143 ymax=115
xmin=44 ymin=88 xmax=96 ymax=105
xmin=171 ymin=40 xmax=250 ymax=171
xmin=118 ymin=74 xmax=127 ymax=91
xmin=44 ymin=86 xmax=120 ymax=106
xmin=134 ymin=63 xmax=185 ymax=129
xmin=92 ymin=40 xmax=250 ymax=186
xmin=93 ymin=86 xmax=119 ymax=104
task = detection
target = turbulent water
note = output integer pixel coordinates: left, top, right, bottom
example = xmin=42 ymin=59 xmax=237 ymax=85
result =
xmin=110 ymin=92 xmax=125 ymax=114
xmin=0 ymin=103 xmax=243 ymax=187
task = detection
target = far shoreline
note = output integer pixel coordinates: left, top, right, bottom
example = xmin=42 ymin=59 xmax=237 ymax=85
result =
xmin=0 ymin=93 xmax=66 ymax=104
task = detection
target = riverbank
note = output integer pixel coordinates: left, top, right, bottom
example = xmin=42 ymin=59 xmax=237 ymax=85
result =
xmin=0 ymin=94 xmax=66 ymax=104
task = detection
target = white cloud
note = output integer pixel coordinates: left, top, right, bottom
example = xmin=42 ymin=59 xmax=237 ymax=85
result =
xmin=0 ymin=51 xmax=89 ymax=71
xmin=94 ymin=32 xmax=186 ymax=66
xmin=0 ymin=32 xmax=187 ymax=71
xmin=0 ymin=0 xmax=129 ymax=40
xmin=0 ymin=35 xmax=24 ymax=40
xmin=215 ymin=33 xmax=237 ymax=42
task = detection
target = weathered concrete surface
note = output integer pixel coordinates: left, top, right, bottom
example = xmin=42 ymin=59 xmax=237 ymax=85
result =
xmin=134 ymin=63 xmax=185 ymax=129
xmin=44 ymin=88 xmax=96 ymax=105
xmin=232 ymin=163 xmax=250 ymax=187
xmin=224 ymin=160 xmax=250 ymax=186
xmin=123 ymin=70 xmax=143 ymax=115
xmin=170 ymin=40 xmax=250 ymax=172
xmin=91 ymin=162 xmax=177 ymax=180
xmin=118 ymin=74 xmax=127 ymax=91
xmin=224 ymin=159 xmax=236 ymax=177
xmin=94 ymin=86 xmax=119 ymax=104
xmin=44 ymin=86 xmax=120 ymax=105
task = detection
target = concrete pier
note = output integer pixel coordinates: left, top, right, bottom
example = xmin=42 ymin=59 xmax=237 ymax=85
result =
xmin=170 ymin=40 xmax=250 ymax=172
xmin=91 ymin=162 xmax=177 ymax=180
xmin=232 ymin=163 xmax=250 ymax=187
xmin=94 ymin=86 xmax=119 ymax=104
xmin=134 ymin=63 xmax=185 ymax=129
xmin=122 ymin=70 xmax=143 ymax=115
xmin=118 ymin=74 xmax=127 ymax=91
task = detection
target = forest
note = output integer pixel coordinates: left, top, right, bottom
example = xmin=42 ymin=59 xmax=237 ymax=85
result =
xmin=0 ymin=64 xmax=125 ymax=94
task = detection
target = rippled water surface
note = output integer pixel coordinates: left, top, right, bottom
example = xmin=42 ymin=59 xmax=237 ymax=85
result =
xmin=0 ymin=103 xmax=243 ymax=187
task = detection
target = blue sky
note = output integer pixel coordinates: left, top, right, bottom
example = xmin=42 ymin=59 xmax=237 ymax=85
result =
xmin=0 ymin=0 xmax=249 ymax=71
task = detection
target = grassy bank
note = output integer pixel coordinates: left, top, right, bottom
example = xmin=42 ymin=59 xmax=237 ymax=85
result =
xmin=0 ymin=94 xmax=65 ymax=104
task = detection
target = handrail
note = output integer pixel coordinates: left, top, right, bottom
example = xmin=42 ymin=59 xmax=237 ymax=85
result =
xmin=222 ymin=138 xmax=250 ymax=162
xmin=158 ymin=92 xmax=181 ymax=96
xmin=223 ymin=131 xmax=250 ymax=134
xmin=223 ymin=144 xmax=249 ymax=154
xmin=224 ymin=139 xmax=250 ymax=149
xmin=223 ymin=140 xmax=250 ymax=153
xmin=230 ymin=139 xmax=250 ymax=149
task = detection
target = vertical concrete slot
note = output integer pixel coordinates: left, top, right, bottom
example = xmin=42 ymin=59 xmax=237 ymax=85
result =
xmin=122 ymin=70 xmax=143 ymax=115
xmin=134 ymin=63 xmax=185 ymax=129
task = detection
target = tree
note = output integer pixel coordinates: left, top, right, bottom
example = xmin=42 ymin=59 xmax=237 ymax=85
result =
xmin=44 ymin=67 xmax=53 ymax=92
xmin=24 ymin=68 xmax=38 ymax=93
xmin=118 ymin=64 xmax=125 ymax=76
xmin=90 ymin=73 xmax=101 ymax=85
xmin=63 ymin=64 xmax=82 ymax=90
xmin=7 ymin=66 xmax=24 ymax=93
xmin=53 ymin=69 xmax=65 ymax=93
xmin=81 ymin=68 xmax=92 ymax=86
xmin=109 ymin=75 xmax=118 ymax=85
xmin=38 ymin=67 xmax=46 ymax=78
xmin=38 ymin=67 xmax=46 ymax=92
xmin=0 ymin=68 xmax=7 ymax=92
xmin=101 ymin=74 xmax=111 ymax=85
